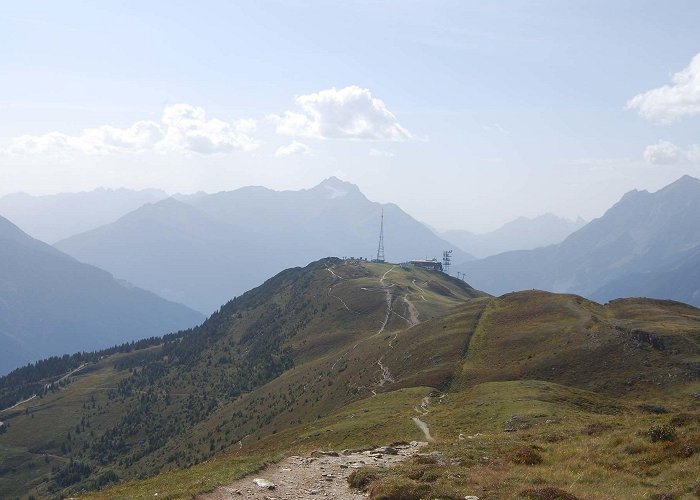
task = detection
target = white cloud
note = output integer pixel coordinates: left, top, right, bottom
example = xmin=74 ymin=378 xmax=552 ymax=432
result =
xmin=269 ymin=85 xmax=412 ymax=141
xmin=8 ymin=121 xmax=164 ymax=155
xmin=274 ymin=141 xmax=311 ymax=158
xmin=628 ymin=53 xmax=700 ymax=122
xmin=644 ymin=140 xmax=700 ymax=165
xmin=7 ymin=104 xmax=258 ymax=156
xmin=369 ymin=148 xmax=395 ymax=158
xmin=157 ymin=103 xmax=258 ymax=154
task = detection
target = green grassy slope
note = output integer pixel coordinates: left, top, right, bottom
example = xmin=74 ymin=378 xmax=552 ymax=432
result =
xmin=2 ymin=259 xmax=699 ymax=499
xmin=0 ymin=258 xmax=482 ymax=498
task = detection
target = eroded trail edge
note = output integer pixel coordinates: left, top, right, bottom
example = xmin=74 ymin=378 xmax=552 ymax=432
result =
xmin=201 ymin=441 xmax=427 ymax=500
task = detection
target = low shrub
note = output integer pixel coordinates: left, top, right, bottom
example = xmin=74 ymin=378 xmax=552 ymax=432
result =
xmin=411 ymin=454 xmax=438 ymax=465
xmin=509 ymin=446 xmax=543 ymax=465
xmin=348 ymin=467 xmax=384 ymax=491
xmin=648 ymin=425 xmax=677 ymax=443
xmin=404 ymin=464 xmax=441 ymax=483
xmin=369 ymin=476 xmax=431 ymax=500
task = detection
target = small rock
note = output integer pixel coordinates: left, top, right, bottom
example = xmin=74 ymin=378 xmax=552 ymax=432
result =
xmin=253 ymin=478 xmax=276 ymax=490
xmin=465 ymin=496 xmax=480 ymax=500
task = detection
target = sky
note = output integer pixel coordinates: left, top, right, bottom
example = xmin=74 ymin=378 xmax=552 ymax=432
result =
xmin=1 ymin=1 xmax=700 ymax=232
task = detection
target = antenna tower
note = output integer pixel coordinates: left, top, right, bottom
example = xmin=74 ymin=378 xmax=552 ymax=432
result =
xmin=442 ymin=250 xmax=452 ymax=275
xmin=376 ymin=209 xmax=385 ymax=262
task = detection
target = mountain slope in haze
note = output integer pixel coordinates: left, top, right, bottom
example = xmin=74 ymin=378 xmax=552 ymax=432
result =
xmin=457 ymin=175 xmax=700 ymax=304
xmin=0 ymin=215 xmax=203 ymax=374
xmin=592 ymin=243 xmax=700 ymax=305
xmin=1 ymin=259 xmax=698 ymax=499
xmin=56 ymin=178 xmax=472 ymax=313
xmin=56 ymin=197 xmax=270 ymax=314
xmin=442 ymin=213 xmax=586 ymax=258
xmin=0 ymin=188 xmax=167 ymax=243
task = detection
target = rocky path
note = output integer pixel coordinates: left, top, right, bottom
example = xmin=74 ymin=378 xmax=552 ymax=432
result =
xmin=200 ymin=442 xmax=426 ymax=500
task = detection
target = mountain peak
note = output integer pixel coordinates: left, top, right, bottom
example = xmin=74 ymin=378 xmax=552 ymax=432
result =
xmin=313 ymin=177 xmax=362 ymax=199
xmin=661 ymin=174 xmax=700 ymax=194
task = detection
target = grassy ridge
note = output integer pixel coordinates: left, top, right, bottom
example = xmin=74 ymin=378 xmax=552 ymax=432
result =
xmin=2 ymin=259 xmax=699 ymax=499
xmin=0 ymin=259 xmax=479 ymax=498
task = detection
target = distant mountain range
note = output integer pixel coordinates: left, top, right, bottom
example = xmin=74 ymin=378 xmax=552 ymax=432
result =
xmin=55 ymin=178 xmax=471 ymax=313
xmin=441 ymin=213 xmax=586 ymax=258
xmin=456 ymin=175 xmax=700 ymax=306
xmin=0 ymin=215 xmax=203 ymax=374
xmin=0 ymin=188 xmax=167 ymax=244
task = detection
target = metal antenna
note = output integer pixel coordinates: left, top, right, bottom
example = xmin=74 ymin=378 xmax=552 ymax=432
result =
xmin=442 ymin=250 xmax=452 ymax=275
xmin=376 ymin=208 xmax=385 ymax=262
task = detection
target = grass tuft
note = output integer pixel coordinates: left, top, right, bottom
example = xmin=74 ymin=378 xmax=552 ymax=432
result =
xmin=347 ymin=467 xmax=385 ymax=491
xmin=508 ymin=446 xmax=544 ymax=465
xmin=368 ymin=476 xmax=431 ymax=500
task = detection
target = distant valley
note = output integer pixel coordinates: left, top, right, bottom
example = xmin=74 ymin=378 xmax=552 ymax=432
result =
xmin=0 ymin=216 xmax=203 ymax=374
xmin=456 ymin=175 xmax=700 ymax=307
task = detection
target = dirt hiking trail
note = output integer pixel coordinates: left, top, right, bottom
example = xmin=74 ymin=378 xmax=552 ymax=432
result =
xmin=200 ymin=441 xmax=426 ymax=499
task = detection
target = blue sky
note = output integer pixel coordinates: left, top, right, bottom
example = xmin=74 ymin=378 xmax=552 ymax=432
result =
xmin=1 ymin=1 xmax=700 ymax=231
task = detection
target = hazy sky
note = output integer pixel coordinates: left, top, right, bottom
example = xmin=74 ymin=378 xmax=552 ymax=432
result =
xmin=2 ymin=1 xmax=700 ymax=232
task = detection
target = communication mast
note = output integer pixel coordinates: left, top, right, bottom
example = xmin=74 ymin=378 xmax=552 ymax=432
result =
xmin=442 ymin=250 xmax=452 ymax=275
xmin=376 ymin=209 xmax=385 ymax=262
